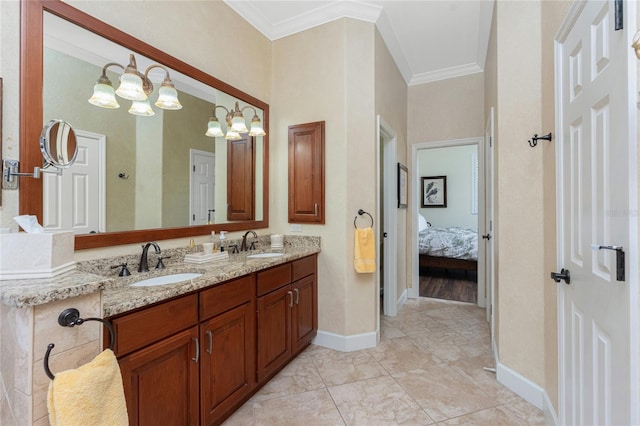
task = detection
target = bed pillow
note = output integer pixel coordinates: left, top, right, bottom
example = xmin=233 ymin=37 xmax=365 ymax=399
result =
xmin=418 ymin=214 xmax=430 ymax=232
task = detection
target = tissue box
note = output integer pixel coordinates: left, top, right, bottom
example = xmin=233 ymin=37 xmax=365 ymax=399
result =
xmin=0 ymin=231 xmax=76 ymax=280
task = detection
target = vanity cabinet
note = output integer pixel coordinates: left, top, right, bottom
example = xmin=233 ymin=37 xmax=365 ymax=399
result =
xmin=114 ymin=295 xmax=200 ymax=426
xmin=199 ymin=275 xmax=256 ymax=425
xmin=257 ymin=255 xmax=318 ymax=381
xmin=109 ymin=255 xmax=316 ymax=425
xmin=288 ymin=121 xmax=325 ymax=224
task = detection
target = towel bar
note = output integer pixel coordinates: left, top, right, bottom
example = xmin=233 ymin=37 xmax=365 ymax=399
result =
xmin=354 ymin=209 xmax=374 ymax=229
xmin=44 ymin=308 xmax=115 ymax=380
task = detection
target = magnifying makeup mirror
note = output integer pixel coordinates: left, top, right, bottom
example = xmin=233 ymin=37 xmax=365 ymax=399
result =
xmin=2 ymin=119 xmax=78 ymax=189
xmin=40 ymin=119 xmax=78 ymax=169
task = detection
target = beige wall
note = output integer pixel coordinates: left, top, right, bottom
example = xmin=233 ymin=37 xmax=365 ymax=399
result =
xmin=494 ymin=0 xmax=546 ymax=387
xmin=374 ymin=29 xmax=409 ymax=307
xmin=408 ymin=73 xmax=485 ymax=144
xmin=271 ymin=19 xmax=378 ymax=336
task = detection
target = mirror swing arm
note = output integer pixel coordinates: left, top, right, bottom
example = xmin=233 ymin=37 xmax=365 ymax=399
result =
xmin=3 ymin=119 xmax=78 ymax=189
xmin=19 ymin=0 xmax=269 ymax=250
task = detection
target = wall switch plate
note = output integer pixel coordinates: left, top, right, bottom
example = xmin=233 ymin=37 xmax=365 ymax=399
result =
xmin=290 ymin=224 xmax=302 ymax=232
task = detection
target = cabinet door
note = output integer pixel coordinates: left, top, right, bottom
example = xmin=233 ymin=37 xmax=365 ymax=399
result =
xmin=200 ymin=302 xmax=255 ymax=425
xmin=227 ymin=135 xmax=254 ymax=221
xmin=119 ymin=326 xmax=199 ymax=426
xmin=257 ymin=285 xmax=292 ymax=381
xmin=292 ymin=274 xmax=317 ymax=353
xmin=288 ymin=121 xmax=325 ymax=223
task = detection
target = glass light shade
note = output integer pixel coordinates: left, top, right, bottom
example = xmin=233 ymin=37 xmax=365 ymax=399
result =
xmin=88 ymin=82 xmax=120 ymax=109
xmin=155 ymin=84 xmax=182 ymax=110
xmin=249 ymin=116 xmax=266 ymax=137
xmin=129 ymin=100 xmax=155 ymax=116
xmin=205 ymin=118 xmax=224 ymax=137
xmin=116 ymin=71 xmax=147 ymax=101
xmin=231 ymin=112 xmax=249 ymax=133
xmin=225 ymin=129 xmax=242 ymax=140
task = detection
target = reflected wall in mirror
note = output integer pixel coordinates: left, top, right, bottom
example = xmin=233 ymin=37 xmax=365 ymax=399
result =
xmin=20 ymin=0 xmax=269 ymax=249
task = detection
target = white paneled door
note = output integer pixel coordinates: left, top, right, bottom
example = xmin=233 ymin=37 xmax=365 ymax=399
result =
xmin=190 ymin=149 xmax=215 ymax=226
xmin=556 ymin=1 xmax=638 ymax=425
xmin=43 ymin=130 xmax=105 ymax=234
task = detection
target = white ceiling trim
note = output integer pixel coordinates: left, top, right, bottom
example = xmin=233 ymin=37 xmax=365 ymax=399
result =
xmin=225 ymin=0 xmax=382 ymax=41
xmin=409 ymin=63 xmax=483 ymax=87
xmin=375 ymin=10 xmax=412 ymax=85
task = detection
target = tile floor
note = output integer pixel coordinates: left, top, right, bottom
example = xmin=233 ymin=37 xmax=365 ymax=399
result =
xmin=223 ymin=297 xmax=546 ymax=425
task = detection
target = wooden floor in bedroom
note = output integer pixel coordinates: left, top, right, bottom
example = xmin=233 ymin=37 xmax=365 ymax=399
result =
xmin=419 ymin=269 xmax=478 ymax=304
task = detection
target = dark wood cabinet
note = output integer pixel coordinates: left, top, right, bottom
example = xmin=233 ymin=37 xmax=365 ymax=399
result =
xmin=257 ymin=284 xmax=293 ymax=381
xmin=110 ymin=255 xmax=316 ymax=425
xmin=119 ymin=326 xmax=200 ymax=426
xmin=257 ymin=255 xmax=318 ymax=381
xmin=227 ymin=136 xmax=254 ymax=221
xmin=288 ymin=122 xmax=325 ymax=223
xmin=199 ymin=276 xmax=255 ymax=425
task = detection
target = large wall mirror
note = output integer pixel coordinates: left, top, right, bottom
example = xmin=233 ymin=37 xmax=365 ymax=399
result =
xmin=20 ymin=0 xmax=269 ymax=249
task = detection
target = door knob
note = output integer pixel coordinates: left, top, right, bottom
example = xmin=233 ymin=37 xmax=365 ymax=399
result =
xmin=550 ymin=268 xmax=571 ymax=284
xmin=482 ymin=234 xmax=491 ymax=240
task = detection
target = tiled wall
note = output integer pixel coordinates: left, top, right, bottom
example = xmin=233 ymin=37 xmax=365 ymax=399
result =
xmin=1 ymin=293 xmax=102 ymax=425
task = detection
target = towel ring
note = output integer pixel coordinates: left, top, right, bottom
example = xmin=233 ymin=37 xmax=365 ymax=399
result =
xmin=354 ymin=209 xmax=374 ymax=229
xmin=44 ymin=308 xmax=115 ymax=380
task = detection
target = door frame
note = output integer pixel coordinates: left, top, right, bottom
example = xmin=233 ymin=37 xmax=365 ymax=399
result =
xmin=376 ymin=115 xmax=398 ymax=321
xmin=409 ymin=137 xmax=486 ymax=304
xmin=554 ymin=2 xmax=639 ymax=423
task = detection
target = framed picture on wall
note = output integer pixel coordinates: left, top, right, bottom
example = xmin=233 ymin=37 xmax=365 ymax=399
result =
xmin=397 ymin=163 xmax=408 ymax=208
xmin=421 ymin=176 xmax=447 ymax=208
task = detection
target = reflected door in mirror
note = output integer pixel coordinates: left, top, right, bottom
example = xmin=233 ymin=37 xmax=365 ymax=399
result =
xmin=227 ymin=135 xmax=254 ymax=221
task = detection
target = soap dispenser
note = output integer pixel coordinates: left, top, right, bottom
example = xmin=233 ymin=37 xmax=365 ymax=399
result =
xmin=219 ymin=231 xmax=227 ymax=252
xmin=211 ymin=231 xmax=218 ymax=252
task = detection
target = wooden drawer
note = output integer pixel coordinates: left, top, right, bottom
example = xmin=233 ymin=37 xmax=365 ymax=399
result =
xmin=292 ymin=255 xmax=317 ymax=281
xmin=111 ymin=294 xmax=198 ymax=357
xmin=200 ymin=275 xmax=254 ymax=320
xmin=257 ymin=263 xmax=292 ymax=296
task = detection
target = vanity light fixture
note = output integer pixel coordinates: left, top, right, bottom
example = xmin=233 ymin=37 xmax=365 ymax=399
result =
xmin=88 ymin=53 xmax=182 ymax=115
xmin=205 ymin=101 xmax=266 ymax=140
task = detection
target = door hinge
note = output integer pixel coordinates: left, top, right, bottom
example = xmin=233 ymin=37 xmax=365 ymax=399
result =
xmin=192 ymin=214 xmax=195 ymax=221
xmin=192 ymin=165 xmax=196 ymax=172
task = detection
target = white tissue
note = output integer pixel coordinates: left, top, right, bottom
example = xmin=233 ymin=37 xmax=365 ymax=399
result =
xmin=13 ymin=215 xmax=45 ymax=233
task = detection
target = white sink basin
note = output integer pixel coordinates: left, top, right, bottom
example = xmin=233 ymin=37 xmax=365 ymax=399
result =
xmin=130 ymin=273 xmax=203 ymax=287
xmin=247 ymin=253 xmax=285 ymax=259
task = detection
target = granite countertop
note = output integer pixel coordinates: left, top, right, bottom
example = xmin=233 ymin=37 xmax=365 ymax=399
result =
xmin=0 ymin=235 xmax=320 ymax=318
xmin=102 ymin=246 xmax=319 ymax=317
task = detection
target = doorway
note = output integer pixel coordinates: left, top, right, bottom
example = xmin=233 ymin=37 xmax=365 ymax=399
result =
xmin=409 ymin=137 xmax=487 ymax=309
xmin=190 ymin=149 xmax=216 ymax=226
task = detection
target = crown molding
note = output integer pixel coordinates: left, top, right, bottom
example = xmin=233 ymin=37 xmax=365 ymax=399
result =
xmin=409 ymin=63 xmax=483 ymax=86
xmin=225 ymin=1 xmax=382 ymax=41
xmin=375 ymin=10 xmax=412 ymax=85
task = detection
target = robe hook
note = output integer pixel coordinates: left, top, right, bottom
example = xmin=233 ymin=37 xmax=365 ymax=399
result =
xmin=528 ymin=132 xmax=552 ymax=148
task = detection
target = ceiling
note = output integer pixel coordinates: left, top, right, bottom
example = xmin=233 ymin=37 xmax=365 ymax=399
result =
xmin=224 ymin=0 xmax=494 ymax=86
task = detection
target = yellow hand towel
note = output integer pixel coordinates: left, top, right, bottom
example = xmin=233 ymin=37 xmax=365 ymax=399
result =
xmin=354 ymin=227 xmax=376 ymax=273
xmin=47 ymin=349 xmax=128 ymax=426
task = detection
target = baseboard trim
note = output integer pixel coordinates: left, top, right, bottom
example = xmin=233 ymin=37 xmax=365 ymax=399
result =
xmin=312 ymin=330 xmax=377 ymax=352
xmin=543 ymin=389 xmax=559 ymax=425
xmin=496 ymin=360 xmax=544 ymax=410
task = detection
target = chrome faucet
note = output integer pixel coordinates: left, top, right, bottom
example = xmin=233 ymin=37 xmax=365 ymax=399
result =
xmin=240 ymin=231 xmax=257 ymax=252
xmin=138 ymin=242 xmax=161 ymax=272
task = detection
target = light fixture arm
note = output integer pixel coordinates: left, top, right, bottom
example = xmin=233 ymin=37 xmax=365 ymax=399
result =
xmin=96 ymin=62 xmax=124 ymax=85
xmin=143 ymin=64 xmax=173 ymax=86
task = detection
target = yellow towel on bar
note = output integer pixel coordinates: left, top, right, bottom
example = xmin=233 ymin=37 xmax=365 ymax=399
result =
xmin=47 ymin=349 xmax=128 ymax=426
xmin=354 ymin=227 xmax=376 ymax=273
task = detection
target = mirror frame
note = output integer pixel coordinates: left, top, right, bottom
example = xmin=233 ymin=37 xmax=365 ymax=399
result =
xmin=20 ymin=0 xmax=269 ymax=250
